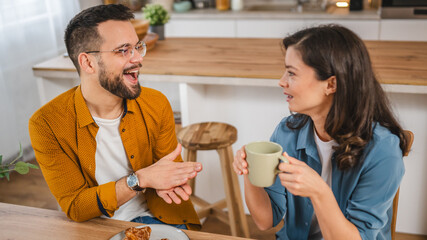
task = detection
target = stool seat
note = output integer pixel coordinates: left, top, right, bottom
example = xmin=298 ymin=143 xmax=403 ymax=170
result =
xmin=177 ymin=122 xmax=250 ymax=238
xmin=177 ymin=122 xmax=237 ymax=150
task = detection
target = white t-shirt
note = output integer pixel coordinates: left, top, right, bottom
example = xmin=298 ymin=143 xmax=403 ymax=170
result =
xmin=309 ymin=129 xmax=338 ymax=239
xmin=93 ymin=114 xmax=152 ymax=221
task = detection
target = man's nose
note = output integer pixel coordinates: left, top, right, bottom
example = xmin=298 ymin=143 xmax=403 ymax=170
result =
xmin=130 ymin=50 xmax=143 ymax=63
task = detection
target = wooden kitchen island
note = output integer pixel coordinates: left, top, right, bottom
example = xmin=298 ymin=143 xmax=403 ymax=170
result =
xmin=33 ymin=38 xmax=427 ymax=234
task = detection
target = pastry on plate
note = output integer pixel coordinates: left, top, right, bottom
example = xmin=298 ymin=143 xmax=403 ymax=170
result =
xmin=123 ymin=226 xmax=151 ymax=240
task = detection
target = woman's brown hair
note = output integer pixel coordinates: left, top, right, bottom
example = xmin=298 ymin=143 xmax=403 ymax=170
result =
xmin=283 ymin=24 xmax=407 ymax=171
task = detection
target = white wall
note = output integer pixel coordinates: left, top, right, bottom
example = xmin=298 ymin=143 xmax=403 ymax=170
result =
xmin=388 ymin=92 xmax=427 ymax=234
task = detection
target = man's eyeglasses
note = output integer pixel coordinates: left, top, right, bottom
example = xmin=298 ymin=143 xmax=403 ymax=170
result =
xmin=85 ymin=41 xmax=146 ymax=58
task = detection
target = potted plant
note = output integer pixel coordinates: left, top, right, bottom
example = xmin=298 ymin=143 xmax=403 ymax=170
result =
xmin=0 ymin=144 xmax=38 ymax=181
xmin=142 ymin=3 xmax=170 ymax=40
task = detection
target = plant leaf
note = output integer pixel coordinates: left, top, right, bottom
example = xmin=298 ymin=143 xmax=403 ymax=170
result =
xmin=15 ymin=161 xmax=29 ymax=175
xmin=5 ymin=172 xmax=10 ymax=181
xmin=26 ymin=162 xmax=39 ymax=169
xmin=0 ymin=154 xmax=2 ymax=165
xmin=17 ymin=143 xmax=23 ymax=159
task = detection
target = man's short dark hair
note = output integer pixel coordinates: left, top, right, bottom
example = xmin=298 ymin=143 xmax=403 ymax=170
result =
xmin=64 ymin=4 xmax=134 ymax=73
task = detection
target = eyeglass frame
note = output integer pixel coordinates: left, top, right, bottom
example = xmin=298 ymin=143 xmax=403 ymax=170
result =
xmin=85 ymin=40 xmax=147 ymax=58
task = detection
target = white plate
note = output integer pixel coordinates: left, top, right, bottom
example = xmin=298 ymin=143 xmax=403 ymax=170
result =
xmin=109 ymin=224 xmax=189 ymax=240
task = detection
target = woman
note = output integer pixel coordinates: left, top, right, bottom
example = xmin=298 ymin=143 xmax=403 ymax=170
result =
xmin=233 ymin=25 xmax=407 ymax=240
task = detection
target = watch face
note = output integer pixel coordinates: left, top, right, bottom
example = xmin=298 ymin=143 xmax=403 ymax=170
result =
xmin=127 ymin=174 xmax=138 ymax=188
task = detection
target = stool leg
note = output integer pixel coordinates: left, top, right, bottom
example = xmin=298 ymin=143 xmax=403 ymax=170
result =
xmin=183 ymin=148 xmax=197 ymax=195
xmin=217 ymin=146 xmax=250 ymax=238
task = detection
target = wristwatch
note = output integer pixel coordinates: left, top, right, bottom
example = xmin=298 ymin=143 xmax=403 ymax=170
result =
xmin=126 ymin=172 xmax=145 ymax=192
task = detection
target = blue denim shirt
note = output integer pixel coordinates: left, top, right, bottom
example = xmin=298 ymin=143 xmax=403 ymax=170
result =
xmin=266 ymin=117 xmax=404 ymax=240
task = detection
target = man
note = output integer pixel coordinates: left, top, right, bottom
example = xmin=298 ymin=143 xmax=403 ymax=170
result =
xmin=29 ymin=4 xmax=202 ymax=230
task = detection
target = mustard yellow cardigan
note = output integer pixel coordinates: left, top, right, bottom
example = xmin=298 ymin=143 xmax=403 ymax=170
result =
xmin=29 ymin=86 xmax=201 ymax=230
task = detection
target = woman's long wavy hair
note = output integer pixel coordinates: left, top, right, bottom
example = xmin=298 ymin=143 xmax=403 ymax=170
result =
xmin=283 ymin=24 xmax=407 ymax=171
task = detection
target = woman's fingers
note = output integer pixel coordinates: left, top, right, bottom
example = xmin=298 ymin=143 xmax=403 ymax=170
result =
xmin=233 ymin=146 xmax=248 ymax=175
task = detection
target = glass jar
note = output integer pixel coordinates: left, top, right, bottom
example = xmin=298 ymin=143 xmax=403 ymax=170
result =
xmin=216 ymin=0 xmax=230 ymax=10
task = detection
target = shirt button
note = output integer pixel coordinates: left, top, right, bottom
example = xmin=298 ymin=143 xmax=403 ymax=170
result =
xmin=122 ymin=128 xmax=125 ymax=132
xmin=305 ymin=222 xmax=308 ymax=226
xmin=130 ymin=155 xmax=134 ymax=159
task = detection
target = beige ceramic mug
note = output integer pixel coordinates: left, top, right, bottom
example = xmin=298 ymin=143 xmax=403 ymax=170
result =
xmin=245 ymin=141 xmax=288 ymax=187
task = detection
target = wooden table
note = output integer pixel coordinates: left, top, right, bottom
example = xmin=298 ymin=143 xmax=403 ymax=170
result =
xmin=0 ymin=202 xmax=251 ymax=240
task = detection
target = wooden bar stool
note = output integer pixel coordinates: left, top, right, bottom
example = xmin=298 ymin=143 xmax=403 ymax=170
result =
xmin=177 ymin=122 xmax=250 ymax=238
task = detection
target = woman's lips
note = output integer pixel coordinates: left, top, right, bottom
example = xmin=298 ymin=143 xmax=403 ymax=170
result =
xmin=284 ymin=92 xmax=294 ymax=102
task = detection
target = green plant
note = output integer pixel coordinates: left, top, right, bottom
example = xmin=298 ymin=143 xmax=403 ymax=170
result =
xmin=142 ymin=4 xmax=170 ymax=26
xmin=0 ymin=144 xmax=38 ymax=181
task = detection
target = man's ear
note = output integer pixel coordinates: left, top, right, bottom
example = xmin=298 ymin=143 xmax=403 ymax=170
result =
xmin=78 ymin=53 xmax=96 ymax=74
xmin=325 ymin=76 xmax=337 ymax=95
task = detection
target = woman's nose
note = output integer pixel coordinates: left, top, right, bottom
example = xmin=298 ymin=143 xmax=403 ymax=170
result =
xmin=279 ymin=75 xmax=288 ymax=88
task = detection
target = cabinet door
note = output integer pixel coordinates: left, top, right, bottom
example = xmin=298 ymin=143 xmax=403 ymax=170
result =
xmin=380 ymin=20 xmax=427 ymax=41
xmin=166 ymin=19 xmax=236 ymax=37
xmin=304 ymin=19 xmax=380 ymax=40
xmin=237 ymin=19 xmax=379 ymax=40
xmin=236 ymin=19 xmax=306 ymax=38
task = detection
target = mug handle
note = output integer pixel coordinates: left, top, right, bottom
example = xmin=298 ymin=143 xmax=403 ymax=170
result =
xmin=274 ymin=155 xmax=289 ymax=174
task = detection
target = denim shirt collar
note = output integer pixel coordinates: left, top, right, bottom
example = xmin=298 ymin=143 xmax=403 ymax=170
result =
xmin=295 ymin=119 xmax=320 ymax=163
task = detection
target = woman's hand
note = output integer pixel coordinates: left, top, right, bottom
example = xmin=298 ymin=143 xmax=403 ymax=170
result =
xmin=278 ymin=152 xmax=325 ymax=198
xmin=233 ymin=145 xmax=248 ymax=175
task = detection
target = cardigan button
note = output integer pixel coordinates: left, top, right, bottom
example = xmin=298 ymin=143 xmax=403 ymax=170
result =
xmin=130 ymin=155 xmax=134 ymax=159
xmin=183 ymin=220 xmax=187 ymax=223
xmin=122 ymin=128 xmax=125 ymax=132
xmin=158 ymin=216 xmax=162 ymax=219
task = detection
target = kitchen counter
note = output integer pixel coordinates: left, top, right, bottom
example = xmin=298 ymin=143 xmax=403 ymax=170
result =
xmin=33 ymin=38 xmax=427 ymax=93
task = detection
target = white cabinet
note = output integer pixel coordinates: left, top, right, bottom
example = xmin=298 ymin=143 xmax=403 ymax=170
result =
xmin=304 ymin=19 xmax=380 ymax=40
xmin=380 ymin=19 xmax=427 ymax=41
xmin=236 ymin=19 xmax=306 ymax=38
xmin=165 ymin=12 xmax=427 ymax=41
xmin=165 ymin=19 xmax=236 ymax=37
xmin=167 ymin=17 xmax=381 ymax=40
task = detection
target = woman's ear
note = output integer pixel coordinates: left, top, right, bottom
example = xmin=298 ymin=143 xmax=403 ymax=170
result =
xmin=78 ymin=53 xmax=96 ymax=74
xmin=325 ymin=76 xmax=337 ymax=95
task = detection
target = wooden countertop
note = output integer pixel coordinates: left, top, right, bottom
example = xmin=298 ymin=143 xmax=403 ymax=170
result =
xmin=33 ymin=38 xmax=427 ymax=86
xmin=0 ymin=202 xmax=251 ymax=240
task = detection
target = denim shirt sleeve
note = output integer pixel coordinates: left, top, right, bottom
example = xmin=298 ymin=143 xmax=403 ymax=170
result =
xmin=265 ymin=122 xmax=288 ymax=227
xmin=265 ymin=179 xmax=287 ymax=227
xmin=345 ymin=132 xmax=404 ymax=239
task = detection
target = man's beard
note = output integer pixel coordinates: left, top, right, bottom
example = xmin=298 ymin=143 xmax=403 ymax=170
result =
xmin=98 ymin=60 xmax=142 ymax=99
